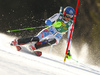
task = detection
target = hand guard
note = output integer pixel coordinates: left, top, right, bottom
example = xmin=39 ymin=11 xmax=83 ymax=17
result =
xmin=45 ymin=19 xmax=52 ymax=25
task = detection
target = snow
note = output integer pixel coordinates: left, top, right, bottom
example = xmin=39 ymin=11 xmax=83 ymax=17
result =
xmin=0 ymin=33 xmax=100 ymax=75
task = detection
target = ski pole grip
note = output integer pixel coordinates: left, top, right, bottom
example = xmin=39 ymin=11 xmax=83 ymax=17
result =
xmin=59 ymin=6 xmax=63 ymax=13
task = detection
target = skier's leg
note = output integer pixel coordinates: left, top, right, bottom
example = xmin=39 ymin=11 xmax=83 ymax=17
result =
xmin=35 ymin=39 xmax=56 ymax=49
xmin=10 ymin=36 xmax=39 ymax=46
xmin=30 ymin=32 xmax=64 ymax=51
xmin=29 ymin=38 xmax=56 ymax=50
xmin=11 ymin=26 xmax=56 ymax=46
xmin=28 ymin=26 xmax=57 ymax=49
xmin=54 ymin=32 xmax=64 ymax=44
xmin=18 ymin=37 xmax=39 ymax=45
xmin=36 ymin=26 xmax=57 ymax=40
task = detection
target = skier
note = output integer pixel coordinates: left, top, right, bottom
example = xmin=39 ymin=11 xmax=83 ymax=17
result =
xmin=11 ymin=6 xmax=75 ymax=59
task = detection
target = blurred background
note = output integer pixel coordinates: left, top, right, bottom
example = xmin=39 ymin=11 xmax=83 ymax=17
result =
xmin=0 ymin=0 xmax=100 ymax=66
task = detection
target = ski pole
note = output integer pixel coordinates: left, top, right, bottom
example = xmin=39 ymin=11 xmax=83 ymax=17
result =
xmin=71 ymin=58 xmax=78 ymax=63
xmin=7 ymin=21 xmax=62 ymax=33
xmin=59 ymin=6 xmax=63 ymax=13
xmin=7 ymin=25 xmax=48 ymax=33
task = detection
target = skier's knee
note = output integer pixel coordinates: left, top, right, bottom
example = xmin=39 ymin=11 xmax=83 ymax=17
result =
xmin=31 ymin=37 xmax=39 ymax=42
xmin=49 ymin=39 xmax=56 ymax=45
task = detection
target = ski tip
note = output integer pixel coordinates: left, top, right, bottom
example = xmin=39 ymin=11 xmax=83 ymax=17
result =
xmin=34 ymin=51 xmax=42 ymax=57
xmin=16 ymin=46 xmax=21 ymax=51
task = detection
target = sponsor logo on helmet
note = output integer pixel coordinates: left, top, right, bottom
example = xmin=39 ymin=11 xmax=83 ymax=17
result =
xmin=69 ymin=10 xmax=73 ymax=14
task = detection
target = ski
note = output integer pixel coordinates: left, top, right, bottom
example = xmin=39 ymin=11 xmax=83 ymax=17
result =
xmin=15 ymin=46 xmax=42 ymax=57
xmin=33 ymin=51 xmax=42 ymax=57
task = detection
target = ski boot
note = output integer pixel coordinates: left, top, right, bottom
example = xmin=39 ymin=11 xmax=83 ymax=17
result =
xmin=29 ymin=44 xmax=36 ymax=51
xmin=10 ymin=39 xmax=21 ymax=51
xmin=10 ymin=39 xmax=18 ymax=46
xmin=29 ymin=44 xmax=42 ymax=56
xmin=67 ymin=50 xmax=72 ymax=59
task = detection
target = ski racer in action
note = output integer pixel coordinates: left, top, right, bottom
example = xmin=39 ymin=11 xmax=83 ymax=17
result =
xmin=11 ymin=6 xmax=75 ymax=59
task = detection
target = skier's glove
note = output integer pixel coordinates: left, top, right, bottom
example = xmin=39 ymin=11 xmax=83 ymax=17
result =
xmin=45 ymin=19 xmax=52 ymax=25
xmin=67 ymin=50 xmax=72 ymax=59
xmin=67 ymin=55 xmax=72 ymax=59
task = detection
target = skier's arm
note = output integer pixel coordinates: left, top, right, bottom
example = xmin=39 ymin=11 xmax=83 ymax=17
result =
xmin=67 ymin=24 xmax=73 ymax=50
xmin=45 ymin=13 xmax=60 ymax=25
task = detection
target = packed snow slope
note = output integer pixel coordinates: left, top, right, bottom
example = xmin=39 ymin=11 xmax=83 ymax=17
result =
xmin=0 ymin=33 xmax=100 ymax=75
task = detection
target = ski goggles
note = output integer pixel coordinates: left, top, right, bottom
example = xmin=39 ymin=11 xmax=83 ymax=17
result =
xmin=65 ymin=14 xmax=74 ymax=18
